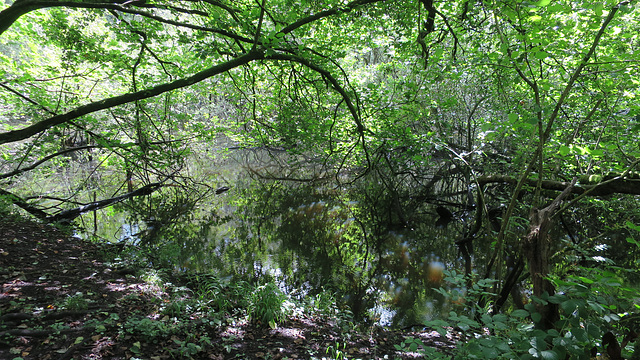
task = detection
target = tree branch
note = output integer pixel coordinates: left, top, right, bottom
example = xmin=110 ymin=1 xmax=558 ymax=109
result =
xmin=477 ymin=175 xmax=640 ymax=196
xmin=46 ymin=182 xmax=163 ymax=223
xmin=0 ymin=50 xmax=264 ymax=145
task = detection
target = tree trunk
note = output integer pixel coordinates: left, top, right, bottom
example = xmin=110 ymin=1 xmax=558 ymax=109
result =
xmin=522 ymin=178 xmax=576 ymax=329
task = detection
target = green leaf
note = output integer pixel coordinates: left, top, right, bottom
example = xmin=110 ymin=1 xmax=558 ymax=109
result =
xmin=590 ymin=149 xmax=603 ymax=157
xmin=548 ymin=294 xmax=567 ymax=304
xmin=577 ymin=276 xmax=594 ymax=284
xmin=508 ymin=113 xmax=519 ymax=122
xmin=595 ymin=3 xmax=603 ymax=16
xmin=540 ymin=350 xmax=559 ymax=360
xmin=587 ymin=324 xmax=601 ymax=338
xmin=512 ymin=309 xmax=529 ymax=318
xmin=559 ymin=145 xmax=570 ymax=156
xmin=561 ymin=299 xmax=579 ymax=314
xmin=626 ymin=221 xmax=640 ymax=232
xmin=547 ymin=329 xmax=560 ymax=337
xmin=482 ymin=346 xmax=500 ymax=359
xmin=531 ymin=312 xmax=542 ymax=323
xmin=571 ymin=327 xmax=588 ymax=342
xmin=534 ymin=51 xmax=548 ymax=60
xmin=537 ymin=0 xmax=552 ymax=6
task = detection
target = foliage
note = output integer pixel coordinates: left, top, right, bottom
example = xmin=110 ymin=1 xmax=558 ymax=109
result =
xmin=0 ymin=195 xmax=17 ymax=218
xmin=2 ymin=0 xmax=640 ymax=353
xmin=122 ymin=317 xmax=175 ymax=344
xmin=248 ymin=281 xmax=288 ymax=328
xmin=403 ymin=264 xmax=640 ymax=359
xmin=62 ymin=292 xmax=89 ymax=311
xmin=325 ymin=342 xmax=348 ymax=360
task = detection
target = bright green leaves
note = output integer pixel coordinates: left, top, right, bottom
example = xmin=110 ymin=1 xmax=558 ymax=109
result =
xmin=627 ymin=221 xmax=640 ymax=232
xmin=558 ymin=145 xmax=570 ymax=156
xmin=533 ymin=51 xmax=549 ymax=60
xmin=529 ymin=14 xmax=543 ymax=22
xmin=594 ymin=3 xmax=605 ymax=17
xmin=557 ymin=144 xmax=604 ymax=158
xmin=261 ymin=30 xmax=287 ymax=50
xmin=42 ymin=9 xmax=109 ymax=66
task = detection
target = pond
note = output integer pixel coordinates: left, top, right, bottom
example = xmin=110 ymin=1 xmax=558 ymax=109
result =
xmin=79 ymin=147 xmax=487 ymax=328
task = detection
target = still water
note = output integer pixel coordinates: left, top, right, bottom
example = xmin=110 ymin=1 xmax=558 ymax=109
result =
xmin=81 ymin=149 xmax=478 ymax=328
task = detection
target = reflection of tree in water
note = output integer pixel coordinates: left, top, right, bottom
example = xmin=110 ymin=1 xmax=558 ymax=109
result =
xmin=226 ymin=175 xmax=465 ymax=325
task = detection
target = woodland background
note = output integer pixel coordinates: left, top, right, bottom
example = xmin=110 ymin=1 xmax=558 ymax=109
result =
xmin=1 ymin=0 xmax=640 ymax=358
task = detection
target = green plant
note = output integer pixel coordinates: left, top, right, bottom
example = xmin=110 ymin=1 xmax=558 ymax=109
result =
xmin=62 ymin=292 xmax=89 ymax=310
xmin=189 ymin=273 xmax=224 ymax=299
xmin=325 ymin=342 xmax=348 ymax=360
xmin=311 ymin=288 xmax=339 ymax=317
xmin=408 ymin=265 xmax=640 ymax=360
xmin=129 ymin=341 xmax=142 ymax=356
xmin=249 ymin=282 xmax=288 ymax=327
xmin=171 ymin=338 xmax=203 ymax=357
xmin=394 ymin=337 xmax=448 ymax=360
xmin=162 ymin=299 xmax=191 ymax=318
xmin=141 ymin=269 xmax=164 ymax=288
xmin=171 ymin=334 xmax=212 ymax=358
xmin=0 ymin=195 xmax=16 ymax=218
xmin=121 ymin=317 xmax=174 ymax=343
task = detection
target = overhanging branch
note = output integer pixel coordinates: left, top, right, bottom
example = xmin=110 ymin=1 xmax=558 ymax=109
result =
xmin=478 ymin=175 xmax=640 ymax=196
xmin=0 ymin=50 xmax=264 ymax=145
xmin=46 ymin=182 xmax=164 ymax=223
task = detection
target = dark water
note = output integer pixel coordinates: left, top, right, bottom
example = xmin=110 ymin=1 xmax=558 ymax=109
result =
xmin=82 ymin=150 xmax=482 ymax=327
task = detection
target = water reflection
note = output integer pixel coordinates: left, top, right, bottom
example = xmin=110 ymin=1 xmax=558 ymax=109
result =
xmin=198 ymin=183 xmax=465 ymax=327
xmin=78 ymin=155 xmax=472 ymax=328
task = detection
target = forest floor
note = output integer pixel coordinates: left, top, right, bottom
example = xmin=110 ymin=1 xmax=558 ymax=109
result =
xmin=0 ymin=217 xmax=454 ymax=360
